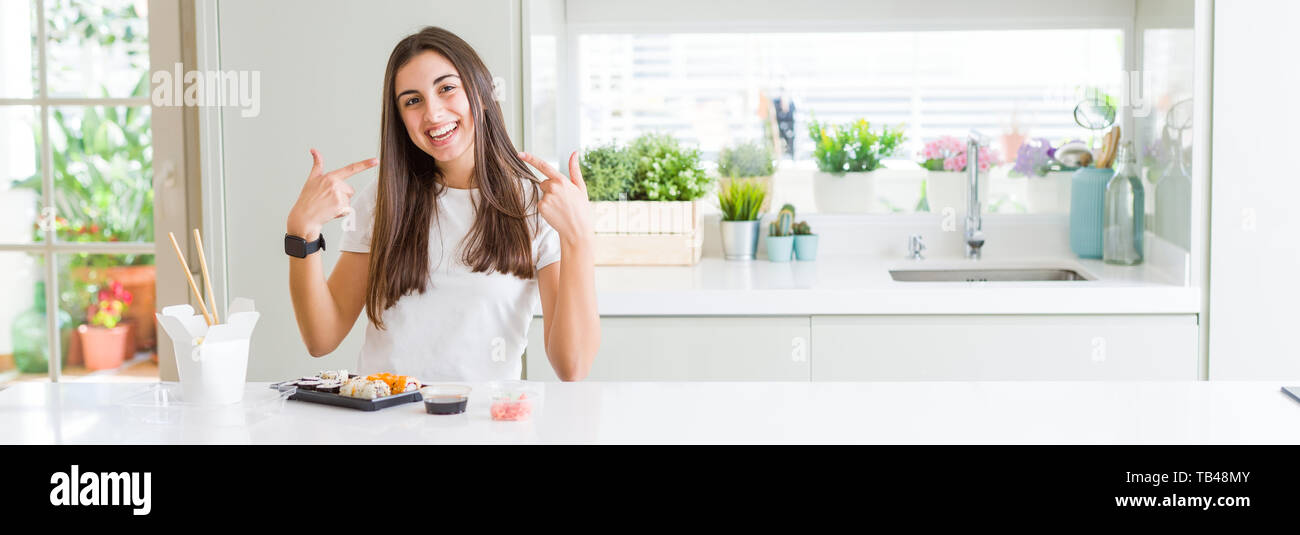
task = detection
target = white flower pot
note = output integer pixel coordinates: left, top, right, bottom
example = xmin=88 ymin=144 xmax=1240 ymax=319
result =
xmin=1026 ymin=171 xmax=1073 ymax=214
xmin=812 ymin=171 xmax=875 ymax=213
xmin=924 ymin=171 xmax=988 ymax=220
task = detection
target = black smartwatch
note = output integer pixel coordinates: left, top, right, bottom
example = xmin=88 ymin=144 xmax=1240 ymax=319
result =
xmin=284 ymin=233 xmax=326 ymax=258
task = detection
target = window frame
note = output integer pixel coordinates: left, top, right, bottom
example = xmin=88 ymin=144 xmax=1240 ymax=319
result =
xmin=0 ymin=0 xmax=189 ymax=383
xmin=554 ymin=2 xmax=1138 ymax=163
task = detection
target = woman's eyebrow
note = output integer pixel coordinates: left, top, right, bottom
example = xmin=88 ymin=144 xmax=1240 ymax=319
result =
xmin=396 ymin=74 xmax=460 ymax=99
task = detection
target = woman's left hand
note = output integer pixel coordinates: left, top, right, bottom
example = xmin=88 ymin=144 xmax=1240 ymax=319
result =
xmin=519 ymin=151 xmax=593 ymax=246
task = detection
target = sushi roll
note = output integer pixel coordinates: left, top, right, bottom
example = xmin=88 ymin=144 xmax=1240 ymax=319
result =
xmin=318 ymin=369 xmax=349 ymax=382
xmin=339 ymin=378 xmax=362 ymax=398
xmin=316 ymin=380 xmax=341 ymax=394
xmin=357 ymin=379 xmax=391 ymax=399
xmin=296 ymin=379 xmax=321 ymax=391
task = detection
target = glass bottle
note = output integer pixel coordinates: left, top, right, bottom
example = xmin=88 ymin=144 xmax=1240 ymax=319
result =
xmin=1153 ymin=139 xmax=1192 ymax=250
xmin=10 ymin=281 xmax=72 ymax=374
xmin=1104 ymin=141 xmax=1145 ymax=265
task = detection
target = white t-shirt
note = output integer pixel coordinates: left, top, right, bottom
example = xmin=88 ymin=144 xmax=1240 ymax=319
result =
xmin=338 ymin=177 xmax=561 ymax=381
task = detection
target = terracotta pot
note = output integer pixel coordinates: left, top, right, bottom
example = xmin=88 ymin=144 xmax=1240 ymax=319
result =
xmin=72 ymin=264 xmax=157 ymax=351
xmin=67 ymin=326 xmax=83 ymax=367
xmin=121 ymin=319 xmax=138 ymax=358
xmin=78 ymin=324 xmax=131 ymax=370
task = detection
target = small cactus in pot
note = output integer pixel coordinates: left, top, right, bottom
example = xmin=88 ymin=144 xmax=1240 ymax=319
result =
xmin=765 ymin=205 xmax=797 ymax=262
xmin=792 ymin=220 xmax=819 ymax=261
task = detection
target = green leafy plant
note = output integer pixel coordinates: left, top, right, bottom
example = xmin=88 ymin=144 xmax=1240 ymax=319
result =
xmin=717 ymin=140 xmax=775 ymax=178
xmin=808 ymin=117 xmax=906 ymax=173
xmin=628 ymin=133 xmax=713 ymax=201
xmin=769 ymin=205 xmax=795 ymax=237
xmin=12 ymin=0 xmax=153 ymax=265
xmin=793 ymin=221 xmax=812 ymax=235
xmin=717 ymin=179 xmax=768 ymax=221
xmin=580 ymin=143 xmax=635 ymax=201
xmin=9 ymin=1 xmax=154 ymax=327
xmin=14 ymin=95 xmax=155 ymax=267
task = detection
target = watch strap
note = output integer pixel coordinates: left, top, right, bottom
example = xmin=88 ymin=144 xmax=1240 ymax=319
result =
xmin=285 ymin=233 xmax=326 ymax=258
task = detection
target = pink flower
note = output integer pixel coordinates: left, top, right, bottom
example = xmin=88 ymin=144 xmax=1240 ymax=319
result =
xmin=923 ymin=136 xmax=1002 ymax=172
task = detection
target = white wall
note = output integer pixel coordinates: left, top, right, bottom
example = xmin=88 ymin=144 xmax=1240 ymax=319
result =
xmin=1208 ymin=0 xmax=1300 ymax=378
xmin=212 ymin=0 xmax=521 ymax=381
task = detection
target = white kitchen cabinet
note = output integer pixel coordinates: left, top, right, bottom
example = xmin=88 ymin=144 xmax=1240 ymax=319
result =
xmin=811 ymin=315 xmax=1198 ymax=381
xmin=1208 ymin=1 xmax=1300 ymax=379
xmin=525 ymin=316 xmax=811 ymax=381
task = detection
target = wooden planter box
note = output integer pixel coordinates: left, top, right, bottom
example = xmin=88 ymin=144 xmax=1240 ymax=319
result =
xmin=589 ymin=200 xmax=703 ymax=266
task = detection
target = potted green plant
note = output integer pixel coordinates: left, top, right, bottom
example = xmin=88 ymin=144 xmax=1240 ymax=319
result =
xmin=792 ymin=220 xmax=818 ymax=261
xmin=78 ymin=280 xmax=133 ymax=370
xmin=809 ymin=118 xmax=905 ymax=213
xmin=717 ymin=140 xmax=776 ymax=212
xmin=717 ymin=178 xmax=768 ymax=260
xmin=580 ymin=142 xmax=635 ymax=234
xmin=579 ymin=133 xmax=714 ymax=265
xmin=765 ymin=204 xmax=796 ymax=262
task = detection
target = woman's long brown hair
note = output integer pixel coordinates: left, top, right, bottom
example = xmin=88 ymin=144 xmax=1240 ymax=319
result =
xmin=367 ymin=26 xmax=542 ymax=330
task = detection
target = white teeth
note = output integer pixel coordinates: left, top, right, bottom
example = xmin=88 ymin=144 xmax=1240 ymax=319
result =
xmin=429 ymin=122 xmax=457 ymax=140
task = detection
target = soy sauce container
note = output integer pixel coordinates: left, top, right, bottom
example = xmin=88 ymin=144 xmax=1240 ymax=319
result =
xmin=420 ymin=385 xmax=471 ymax=415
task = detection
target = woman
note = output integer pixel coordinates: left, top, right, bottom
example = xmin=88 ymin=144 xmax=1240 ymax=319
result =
xmin=284 ymin=26 xmax=599 ymax=381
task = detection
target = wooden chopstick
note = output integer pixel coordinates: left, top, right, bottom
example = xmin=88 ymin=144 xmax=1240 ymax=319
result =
xmin=193 ymin=228 xmax=220 ymax=324
xmin=168 ymin=231 xmax=214 ymax=326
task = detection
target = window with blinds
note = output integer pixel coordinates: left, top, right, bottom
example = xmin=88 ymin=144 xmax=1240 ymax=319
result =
xmin=577 ymin=29 xmax=1125 ymax=163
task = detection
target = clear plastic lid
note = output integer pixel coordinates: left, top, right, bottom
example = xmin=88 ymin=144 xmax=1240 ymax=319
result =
xmin=420 ymin=384 xmax=472 ymax=401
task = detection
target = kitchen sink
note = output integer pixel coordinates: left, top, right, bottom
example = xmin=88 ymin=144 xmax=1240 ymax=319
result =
xmin=889 ymin=268 xmax=1092 ymax=282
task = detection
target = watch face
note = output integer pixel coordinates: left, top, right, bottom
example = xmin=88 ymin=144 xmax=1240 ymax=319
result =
xmin=284 ymin=235 xmax=307 ymax=257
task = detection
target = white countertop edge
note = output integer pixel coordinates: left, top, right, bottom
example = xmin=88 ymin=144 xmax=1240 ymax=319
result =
xmin=535 ymin=286 xmax=1202 ymax=316
xmin=5 ymin=381 xmax=1299 ymax=445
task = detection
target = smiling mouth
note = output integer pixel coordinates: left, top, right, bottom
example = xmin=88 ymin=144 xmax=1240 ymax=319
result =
xmin=427 ymin=121 xmax=459 ymax=143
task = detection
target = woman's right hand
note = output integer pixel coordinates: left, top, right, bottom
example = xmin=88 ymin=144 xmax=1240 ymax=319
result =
xmin=286 ymin=148 xmax=378 ymax=242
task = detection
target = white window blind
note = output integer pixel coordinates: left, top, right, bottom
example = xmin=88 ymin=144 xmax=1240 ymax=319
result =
xmin=577 ymin=29 xmax=1125 ymax=162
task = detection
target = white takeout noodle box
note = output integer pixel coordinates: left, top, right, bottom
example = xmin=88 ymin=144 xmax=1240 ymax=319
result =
xmin=155 ymin=298 xmax=260 ymax=405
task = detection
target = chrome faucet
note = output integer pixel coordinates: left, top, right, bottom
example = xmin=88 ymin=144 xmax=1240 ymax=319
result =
xmin=907 ymin=234 xmax=926 ymax=260
xmin=965 ymin=130 xmax=986 ymax=259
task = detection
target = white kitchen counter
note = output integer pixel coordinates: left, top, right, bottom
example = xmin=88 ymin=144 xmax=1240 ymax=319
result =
xmin=547 ymin=254 xmax=1199 ymax=316
xmin=3 ymin=380 xmax=1297 ymax=444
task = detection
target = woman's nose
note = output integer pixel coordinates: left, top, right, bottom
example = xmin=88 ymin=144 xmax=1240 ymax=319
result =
xmin=424 ymin=102 xmax=447 ymax=124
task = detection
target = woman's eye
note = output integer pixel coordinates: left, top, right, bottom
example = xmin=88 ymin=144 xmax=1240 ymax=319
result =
xmin=404 ymin=96 xmax=421 ymax=106
xmin=440 ymin=85 xmax=456 ymax=93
